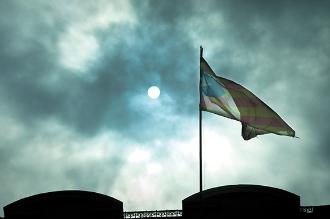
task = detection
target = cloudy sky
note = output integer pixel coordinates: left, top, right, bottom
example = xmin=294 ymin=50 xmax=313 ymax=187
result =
xmin=0 ymin=0 xmax=330 ymax=216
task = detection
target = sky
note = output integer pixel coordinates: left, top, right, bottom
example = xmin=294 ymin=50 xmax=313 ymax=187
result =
xmin=0 ymin=0 xmax=330 ymax=216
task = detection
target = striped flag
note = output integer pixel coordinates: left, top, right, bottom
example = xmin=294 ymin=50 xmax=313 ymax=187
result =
xmin=200 ymin=57 xmax=295 ymax=140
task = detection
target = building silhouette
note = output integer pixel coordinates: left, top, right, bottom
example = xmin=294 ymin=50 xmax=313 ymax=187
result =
xmin=3 ymin=190 xmax=122 ymax=219
xmin=2 ymin=184 xmax=330 ymax=218
xmin=183 ymin=184 xmax=300 ymax=218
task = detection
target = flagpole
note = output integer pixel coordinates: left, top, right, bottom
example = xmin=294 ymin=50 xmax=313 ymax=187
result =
xmin=199 ymin=46 xmax=203 ymax=194
xmin=199 ymin=46 xmax=204 ymax=218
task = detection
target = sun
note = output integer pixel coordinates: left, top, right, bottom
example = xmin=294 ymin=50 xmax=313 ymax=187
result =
xmin=147 ymin=86 xmax=160 ymax=99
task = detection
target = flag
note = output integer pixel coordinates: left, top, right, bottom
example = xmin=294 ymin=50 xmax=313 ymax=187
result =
xmin=200 ymin=57 xmax=295 ymax=140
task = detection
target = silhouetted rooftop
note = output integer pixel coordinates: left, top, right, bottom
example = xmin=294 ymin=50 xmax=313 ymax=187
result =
xmin=184 ymin=184 xmax=300 ymax=202
xmin=4 ymin=190 xmax=123 ymax=219
xmin=2 ymin=185 xmax=330 ymax=219
xmin=182 ymin=184 xmax=300 ymax=219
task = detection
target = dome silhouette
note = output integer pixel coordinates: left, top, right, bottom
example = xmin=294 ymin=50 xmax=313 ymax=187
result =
xmin=4 ymin=190 xmax=123 ymax=219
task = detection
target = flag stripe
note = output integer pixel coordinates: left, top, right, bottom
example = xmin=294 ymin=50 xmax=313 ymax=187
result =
xmin=240 ymin=116 xmax=292 ymax=128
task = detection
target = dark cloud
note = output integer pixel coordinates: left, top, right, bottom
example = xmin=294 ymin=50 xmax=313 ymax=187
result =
xmin=0 ymin=0 xmax=198 ymax=140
